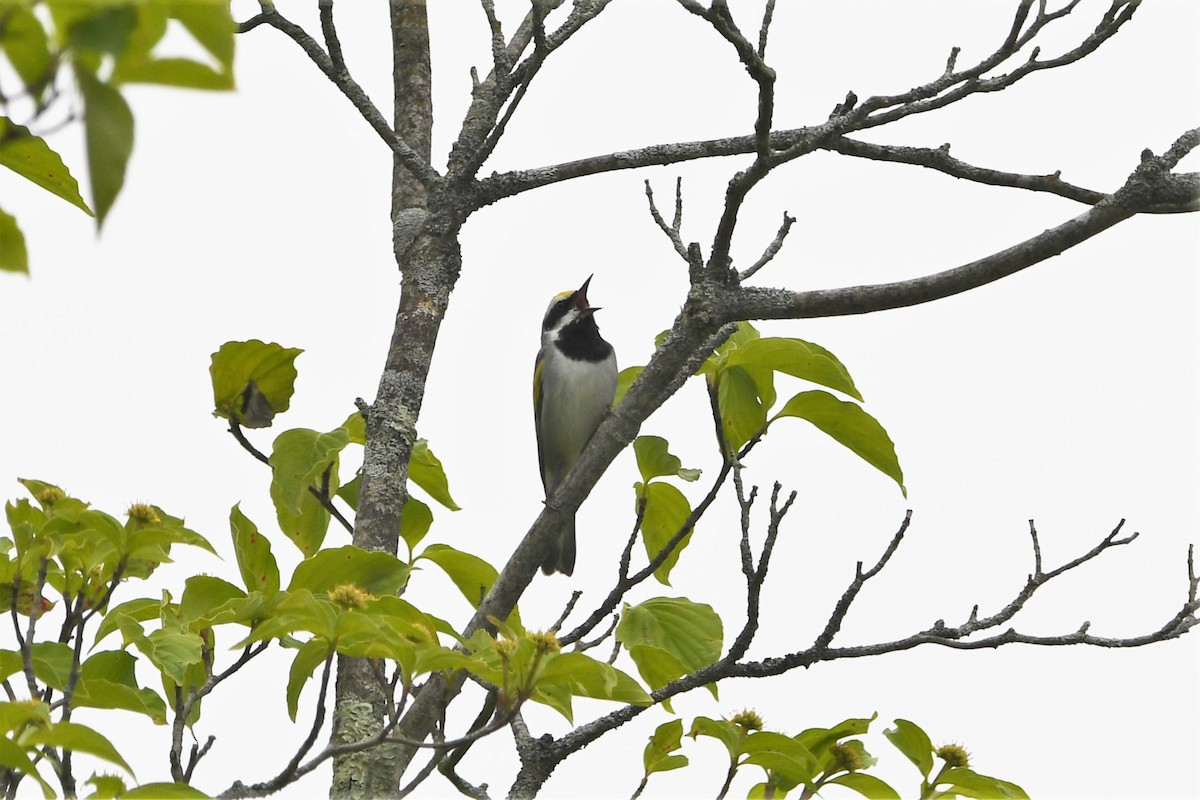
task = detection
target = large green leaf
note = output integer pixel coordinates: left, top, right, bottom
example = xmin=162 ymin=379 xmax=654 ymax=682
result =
xmin=20 ymin=721 xmax=133 ymax=776
xmin=76 ymin=65 xmax=134 ymax=227
xmin=399 ymin=496 xmax=433 ymax=555
xmin=73 ymin=651 xmax=167 ymax=724
xmin=409 ymin=440 xmax=459 ymax=510
xmin=616 ymin=597 xmax=722 ymax=701
xmin=0 ymin=207 xmax=28 ymax=274
xmin=172 ymin=1 xmax=235 ymax=68
xmin=0 ymin=736 xmax=54 ymax=798
xmin=180 ymin=575 xmax=246 ymax=628
xmin=287 ymin=546 xmax=409 ymax=597
xmin=740 ymin=731 xmax=819 ymax=790
xmin=230 ymin=505 xmax=279 ymax=595
xmin=715 ymin=365 xmax=765 ymax=452
xmin=209 ymin=340 xmax=303 ymax=428
xmin=417 ymin=544 xmax=520 ymax=631
xmin=0 ymin=118 xmax=92 ymax=215
xmin=270 ymin=427 xmax=349 ymax=515
xmin=883 ymin=719 xmax=934 ymax=778
xmin=829 ymin=772 xmax=902 ymax=800
xmin=115 ymin=57 xmax=233 ymax=90
xmin=774 ymin=390 xmax=905 ymax=497
xmin=727 ymin=337 xmax=862 ymax=401
xmin=936 ymin=768 xmax=1029 ymax=799
xmin=636 ymin=481 xmax=693 ymax=585
xmin=0 ymin=7 xmax=52 ymax=90
xmin=120 ymin=783 xmax=212 ymax=799
xmin=271 ymin=481 xmax=330 ymax=557
xmin=534 ymin=651 xmax=651 ymax=719
xmin=31 ymin=642 xmax=72 ymax=690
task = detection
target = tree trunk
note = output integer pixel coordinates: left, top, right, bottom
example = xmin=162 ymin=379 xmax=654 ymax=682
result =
xmin=330 ymin=2 xmax=442 ymax=797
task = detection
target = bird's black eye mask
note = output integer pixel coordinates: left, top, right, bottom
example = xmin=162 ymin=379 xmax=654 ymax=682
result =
xmin=543 ymin=295 xmax=575 ymax=331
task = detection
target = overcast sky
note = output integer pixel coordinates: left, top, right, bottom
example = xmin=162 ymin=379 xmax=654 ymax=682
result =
xmin=2 ymin=1 xmax=1198 ymax=798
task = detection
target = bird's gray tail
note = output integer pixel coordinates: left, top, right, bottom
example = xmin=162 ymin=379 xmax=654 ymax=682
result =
xmin=541 ymin=515 xmax=576 ymax=576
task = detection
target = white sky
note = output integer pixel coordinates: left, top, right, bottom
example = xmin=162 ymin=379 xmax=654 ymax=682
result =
xmin=1 ymin=1 xmax=1198 ymax=798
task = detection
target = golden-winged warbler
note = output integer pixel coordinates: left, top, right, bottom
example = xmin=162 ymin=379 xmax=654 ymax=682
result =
xmin=533 ymin=276 xmax=617 ymax=575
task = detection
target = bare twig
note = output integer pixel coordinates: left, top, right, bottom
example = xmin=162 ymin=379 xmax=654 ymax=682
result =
xmin=644 ymin=178 xmax=689 ymax=261
xmin=739 ymin=211 xmax=796 ymax=281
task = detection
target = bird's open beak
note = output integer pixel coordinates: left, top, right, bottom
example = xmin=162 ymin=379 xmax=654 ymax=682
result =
xmin=574 ymin=275 xmax=596 ymax=312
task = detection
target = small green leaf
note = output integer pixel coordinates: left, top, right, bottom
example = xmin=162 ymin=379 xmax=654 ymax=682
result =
xmin=85 ymin=773 xmax=128 ymax=799
xmin=172 ymin=1 xmax=235 ymax=68
xmin=115 ymin=57 xmax=233 ymax=90
xmin=287 ymin=546 xmax=409 ymax=597
xmin=336 ymin=472 xmax=361 ymax=510
xmin=21 ymin=721 xmax=134 ymax=776
xmin=0 ymin=207 xmax=28 ymax=274
xmin=286 ymin=638 xmax=331 ymax=722
xmin=643 ymin=718 xmax=688 ymax=776
xmin=399 ymin=497 xmax=433 ymax=555
xmin=884 ymin=719 xmax=934 ymax=779
xmin=614 ymin=366 xmax=643 ymax=407
xmin=209 ymin=340 xmax=303 ymax=428
xmin=0 ymin=118 xmax=93 ymax=215
xmin=616 ymin=597 xmax=721 ymax=699
xmin=633 ymin=436 xmax=700 ymax=483
xmin=137 ymin=630 xmax=204 ymax=686
xmin=73 ymin=651 xmax=167 ymax=724
xmin=688 ymin=716 xmax=745 ymax=761
xmin=418 ymin=544 xmax=520 ymax=631
xmin=230 ymin=505 xmax=280 ymax=595
xmin=76 ymin=65 xmax=134 ymax=227
xmin=774 ymin=390 xmax=905 ymax=497
xmin=636 ymin=481 xmax=694 ymax=585
xmin=92 ymin=597 xmax=160 ymax=647
xmin=271 ymin=483 xmax=330 ymax=557
xmin=180 ymin=575 xmax=246 ymax=628
xmin=409 ymin=440 xmax=460 ymax=510
xmin=698 ymin=321 xmax=760 ymax=377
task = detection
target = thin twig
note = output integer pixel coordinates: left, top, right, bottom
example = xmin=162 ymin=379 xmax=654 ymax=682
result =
xmin=739 ymin=211 xmax=796 ymax=281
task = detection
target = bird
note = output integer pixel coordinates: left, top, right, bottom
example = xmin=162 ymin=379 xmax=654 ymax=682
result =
xmin=533 ymin=275 xmax=618 ymax=576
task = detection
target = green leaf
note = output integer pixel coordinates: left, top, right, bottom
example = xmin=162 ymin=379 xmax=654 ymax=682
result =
xmin=614 ymin=366 xmax=643 ymax=407
xmin=0 ymin=651 xmax=21 ymax=684
xmin=0 ymin=207 xmax=28 ymax=274
xmin=829 ymin=772 xmax=902 ymax=799
xmin=936 ymin=768 xmax=1029 ymax=800
xmin=0 ymin=7 xmax=53 ymax=91
xmin=93 ymin=596 xmax=160 ymax=647
xmin=636 ymin=481 xmax=694 ymax=585
xmin=409 ymin=440 xmax=460 ymax=510
xmin=115 ymin=57 xmax=233 ymax=90
xmin=76 ymin=65 xmax=134 ymax=228
xmin=180 ymin=575 xmax=246 ymax=628
xmin=120 ymin=783 xmax=212 ymax=799
xmin=535 ymin=652 xmax=652 ymax=710
xmin=286 ymin=637 xmax=331 ymax=722
xmin=172 ymin=1 xmax=235 ymax=68
xmin=688 ymin=716 xmax=746 ymax=761
xmin=271 ymin=482 xmax=330 ymax=557
xmin=0 ymin=700 xmax=51 ymax=734
xmin=698 ymin=321 xmax=761 ymax=377
xmin=399 ymin=496 xmax=433 ymax=555
xmin=0 ymin=118 xmax=93 ymax=215
xmin=0 ymin=735 xmax=54 ymax=798
xmin=73 ymin=651 xmax=168 ymax=724
xmin=230 ymin=505 xmax=280 ymax=595
xmin=136 ymin=630 xmax=204 ymax=686
xmin=270 ymin=427 xmax=349 ymax=515
xmin=287 ymin=546 xmax=409 ymax=597
xmin=69 ymin=6 xmax=137 ymax=55
xmin=336 ymin=472 xmax=361 ymax=510
xmin=418 ymin=544 xmax=520 ymax=631
xmin=21 ymin=721 xmax=133 ymax=776
xmin=616 ymin=597 xmax=722 ymax=700
xmin=774 ymin=390 xmax=905 ymax=497
xmin=643 ymin=718 xmax=688 ymax=776
xmin=740 ymin=730 xmax=819 ymax=790
xmin=726 ymin=337 xmax=862 ymax=401
xmin=884 ymin=719 xmax=934 ymax=779
xmin=633 ymin=436 xmax=700 ymax=482
xmin=85 ymin=773 xmax=128 ymax=799
xmin=31 ymin=641 xmax=72 ymax=690
xmin=716 ymin=365 xmax=766 ymax=451
xmin=209 ymin=340 xmax=303 ymax=428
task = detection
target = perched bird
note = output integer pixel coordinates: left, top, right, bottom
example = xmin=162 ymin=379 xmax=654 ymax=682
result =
xmin=533 ymin=276 xmax=618 ymax=576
